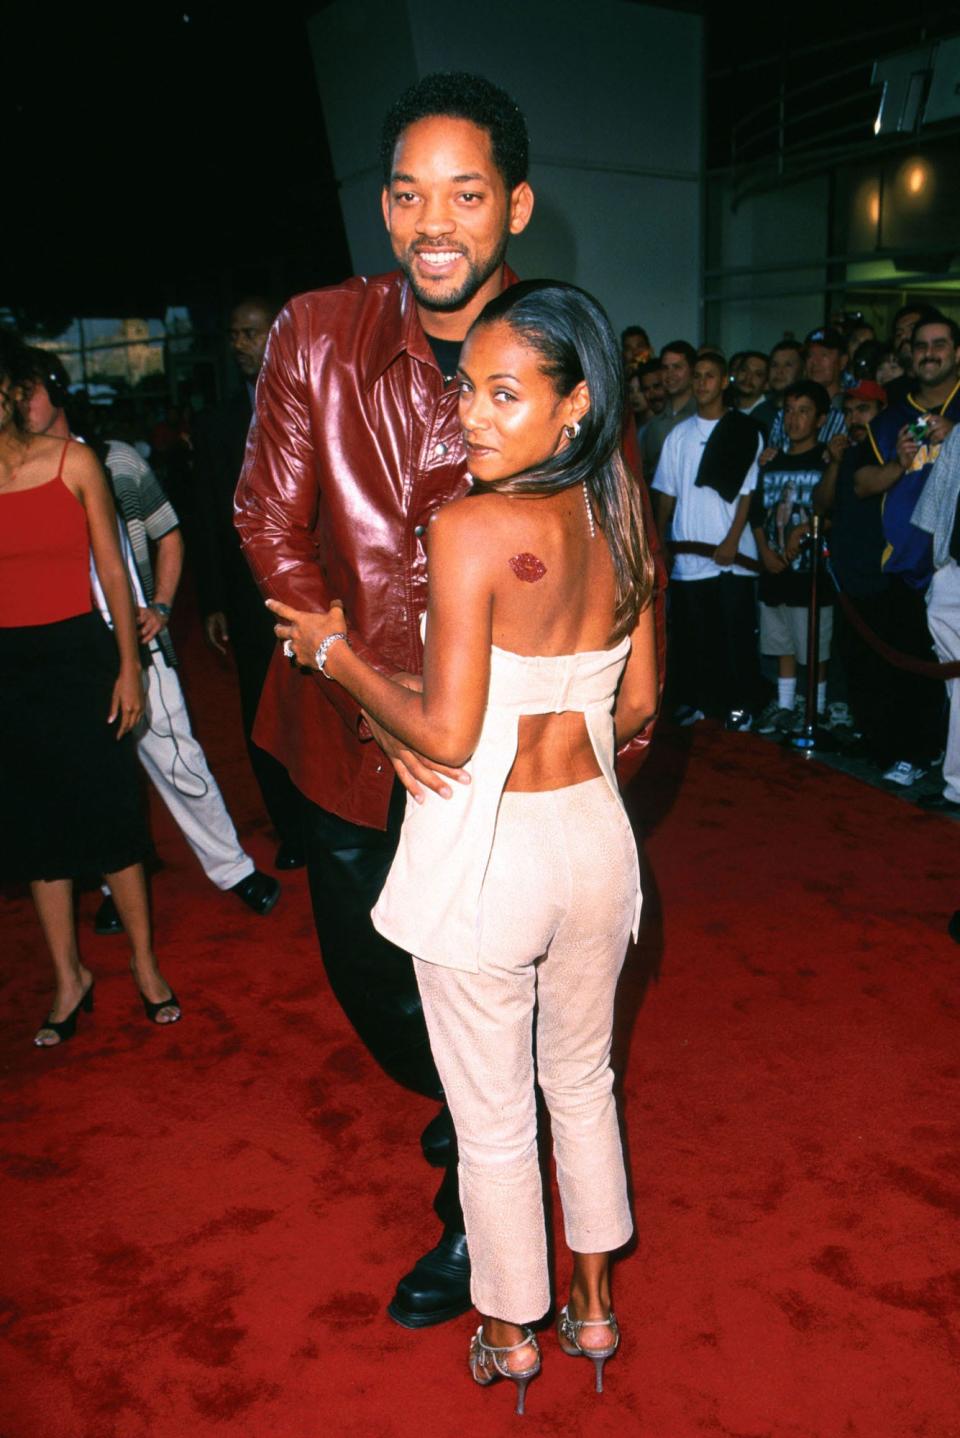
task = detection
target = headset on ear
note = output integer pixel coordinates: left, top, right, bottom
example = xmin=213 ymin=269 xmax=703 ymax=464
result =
xmin=42 ymin=367 xmax=69 ymax=410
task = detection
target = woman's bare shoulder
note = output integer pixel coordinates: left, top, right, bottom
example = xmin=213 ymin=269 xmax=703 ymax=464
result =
xmin=428 ymin=492 xmax=513 ymax=545
xmin=61 ymin=439 xmax=105 ymax=487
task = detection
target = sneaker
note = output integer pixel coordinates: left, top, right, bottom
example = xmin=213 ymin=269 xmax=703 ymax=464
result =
xmin=789 ymin=697 xmax=810 ymax=734
xmin=673 ymin=705 xmax=705 ymax=727
xmin=724 ymin=708 xmax=753 ymax=732
xmin=826 ymin=700 xmax=854 ymax=731
xmin=757 ymin=699 xmax=791 ymax=734
xmin=882 ymin=760 xmax=927 ymax=787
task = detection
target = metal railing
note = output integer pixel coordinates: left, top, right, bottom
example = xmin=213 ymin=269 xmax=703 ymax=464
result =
xmin=712 ymin=19 xmax=960 ymax=203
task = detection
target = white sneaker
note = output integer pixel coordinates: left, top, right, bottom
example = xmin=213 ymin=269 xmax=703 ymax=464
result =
xmin=882 ymin=760 xmax=927 ymax=787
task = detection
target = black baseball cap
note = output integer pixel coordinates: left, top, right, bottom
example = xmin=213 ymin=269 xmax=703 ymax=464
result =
xmin=804 ymin=327 xmax=847 ymax=352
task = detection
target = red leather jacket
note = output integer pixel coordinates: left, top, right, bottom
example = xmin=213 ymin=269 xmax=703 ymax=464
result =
xmin=235 ymin=268 xmax=665 ymax=828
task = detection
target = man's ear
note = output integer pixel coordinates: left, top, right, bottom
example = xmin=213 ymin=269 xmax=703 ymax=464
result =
xmin=508 ymin=182 xmax=535 ymax=237
xmin=381 ymin=187 xmax=391 ymax=232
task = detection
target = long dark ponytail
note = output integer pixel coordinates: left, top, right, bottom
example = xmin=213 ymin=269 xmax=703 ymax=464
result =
xmin=466 ymin=280 xmax=654 ymax=640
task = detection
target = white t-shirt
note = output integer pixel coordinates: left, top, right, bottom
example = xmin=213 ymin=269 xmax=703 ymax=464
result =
xmin=651 ymin=414 xmax=760 ymax=581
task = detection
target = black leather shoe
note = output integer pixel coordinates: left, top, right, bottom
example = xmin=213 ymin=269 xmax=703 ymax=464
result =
xmin=387 ymin=1228 xmax=471 ymax=1328
xmin=94 ymin=895 xmax=123 ymax=935
xmin=919 ymin=792 xmax=960 ymax=814
xmin=274 ymin=843 xmax=306 ymax=870
xmin=421 ymin=1106 xmax=455 ymax=1168
xmin=230 ymin=870 xmax=281 ymax=916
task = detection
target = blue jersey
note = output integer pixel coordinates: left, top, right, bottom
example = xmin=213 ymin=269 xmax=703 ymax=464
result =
xmin=866 ymin=383 xmax=960 ymax=589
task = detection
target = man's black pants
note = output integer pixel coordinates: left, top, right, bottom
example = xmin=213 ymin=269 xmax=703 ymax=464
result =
xmin=302 ymin=780 xmax=463 ymax=1233
xmin=229 ymin=602 xmax=305 ymax=851
xmin=670 ymin=573 xmax=760 ymax=717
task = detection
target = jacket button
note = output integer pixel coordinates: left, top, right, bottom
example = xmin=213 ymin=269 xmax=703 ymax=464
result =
xmin=434 ymin=441 xmax=448 ymax=457
xmin=413 ymin=523 xmax=426 ymax=538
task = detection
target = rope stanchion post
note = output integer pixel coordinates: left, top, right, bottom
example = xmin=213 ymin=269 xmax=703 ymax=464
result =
xmin=788 ymin=513 xmax=835 ymax=757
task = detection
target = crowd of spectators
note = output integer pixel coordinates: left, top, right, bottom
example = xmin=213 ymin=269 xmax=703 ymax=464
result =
xmin=13 ymin=297 xmax=960 ymax=816
xmin=623 ymin=305 xmax=960 ymax=804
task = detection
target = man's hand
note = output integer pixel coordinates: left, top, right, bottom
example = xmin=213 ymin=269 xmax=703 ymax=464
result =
xmin=713 ymin=538 xmax=738 ymax=568
xmin=826 ymin=432 xmax=849 ymax=463
xmin=926 ymin=414 xmax=954 ymax=445
xmin=204 ymin=610 xmax=230 ymax=654
xmin=895 ymin=425 xmax=920 ymax=474
xmin=137 ymin=605 xmax=167 ymax=643
xmin=759 ymin=445 xmax=778 ymax=467
xmin=363 ymin=705 xmax=469 ymax=804
xmin=783 ymin=523 xmax=810 ymax=564
xmin=760 ymin=544 xmax=788 ymax=574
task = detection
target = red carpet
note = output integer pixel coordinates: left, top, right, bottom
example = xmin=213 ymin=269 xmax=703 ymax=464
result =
xmin=2 ymin=615 xmax=959 ymax=1438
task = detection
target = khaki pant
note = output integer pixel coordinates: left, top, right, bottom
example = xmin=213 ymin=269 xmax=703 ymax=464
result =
xmin=414 ymin=777 xmax=637 ymax=1323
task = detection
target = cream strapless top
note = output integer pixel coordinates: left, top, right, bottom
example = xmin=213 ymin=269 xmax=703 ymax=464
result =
xmin=371 ymin=625 xmax=641 ymax=971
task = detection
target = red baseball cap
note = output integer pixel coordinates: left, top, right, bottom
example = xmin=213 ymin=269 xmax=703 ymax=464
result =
xmin=844 ymin=379 xmax=887 ymax=405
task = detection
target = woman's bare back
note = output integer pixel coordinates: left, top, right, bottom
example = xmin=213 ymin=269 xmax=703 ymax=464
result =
xmin=472 ymin=488 xmax=620 ymax=791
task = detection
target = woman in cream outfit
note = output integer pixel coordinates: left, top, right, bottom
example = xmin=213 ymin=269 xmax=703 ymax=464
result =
xmin=272 ymin=281 xmax=658 ymax=1414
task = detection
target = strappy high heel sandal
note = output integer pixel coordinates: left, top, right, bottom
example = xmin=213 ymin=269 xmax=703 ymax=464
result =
xmin=468 ymin=1325 xmax=541 ymax=1415
xmin=557 ymin=1304 xmax=620 ymax=1393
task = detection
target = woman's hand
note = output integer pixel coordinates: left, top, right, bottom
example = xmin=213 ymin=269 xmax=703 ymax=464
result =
xmin=266 ymin=598 xmax=347 ymax=670
xmin=109 ymin=665 xmax=144 ymax=739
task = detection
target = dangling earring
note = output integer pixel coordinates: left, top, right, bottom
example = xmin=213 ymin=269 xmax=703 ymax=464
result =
xmin=563 ymin=421 xmax=581 ymax=440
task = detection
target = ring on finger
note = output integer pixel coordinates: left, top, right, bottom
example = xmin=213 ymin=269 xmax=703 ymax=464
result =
xmin=282 ymin=639 xmax=295 ymax=661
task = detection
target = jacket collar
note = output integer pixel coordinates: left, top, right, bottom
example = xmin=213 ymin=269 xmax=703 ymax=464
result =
xmin=362 ymin=264 xmax=520 ymax=392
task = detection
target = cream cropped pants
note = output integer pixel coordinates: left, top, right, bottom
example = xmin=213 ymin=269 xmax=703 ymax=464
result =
xmin=413 ymin=776 xmax=637 ymax=1324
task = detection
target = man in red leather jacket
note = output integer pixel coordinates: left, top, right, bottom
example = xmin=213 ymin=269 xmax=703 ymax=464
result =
xmin=235 ymin=73 xmax=665 ymax=1331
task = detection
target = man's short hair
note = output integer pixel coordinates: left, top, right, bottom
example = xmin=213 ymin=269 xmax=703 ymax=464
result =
xmin=380 ymin=72 xmax=529 ymax=191
xmin=636 ymin=358 xmax=663 ymax=378
xmin=910 ymin=308 xmax=960 ymax=348
xmin=893 ymin=302 xmax=924 ymax=328
xmin=736 ymin=349 xmax=768 ymax=369
xmin=23 ymin=346 xmax=71 ymax=408
xmin=769 ymin=339 xmax=803 ymax=360
xmin=232 ymin=294 xmax=281 ymax=324
xmin=621 ymin=325 xmax=650 ymax=343
xmin=783 ymin=379 xmax=830 ymax=419
xmin=695 ymin=350 xmax=727 ymax=375
xmin=659 ymin=339 xmax=697 ymax=368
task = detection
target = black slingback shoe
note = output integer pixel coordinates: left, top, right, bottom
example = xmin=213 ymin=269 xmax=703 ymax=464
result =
xmin=34 ymin=981 xmax=95 ymax=1047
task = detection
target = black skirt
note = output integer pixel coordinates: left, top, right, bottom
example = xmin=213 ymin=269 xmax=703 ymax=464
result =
xmin=0 ymin=611 xmax=149 ymax=883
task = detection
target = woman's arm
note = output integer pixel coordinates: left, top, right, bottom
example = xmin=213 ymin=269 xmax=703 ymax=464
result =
xmin=270 ymin=502 xmax=494 ymax=769
xmin=614 ymin=602 xmax=658 ymax=746
xmin=65 ymin=444 xmax=143 ymax=737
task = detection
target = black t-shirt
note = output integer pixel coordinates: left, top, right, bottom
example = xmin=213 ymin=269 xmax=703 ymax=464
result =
xmin=750 ymin=446 xmax=833 ymax=606
xmin=426 ymin=334 xmax=462 ymax=384
xmin=830 ymin=440 xmax=890 ymax=598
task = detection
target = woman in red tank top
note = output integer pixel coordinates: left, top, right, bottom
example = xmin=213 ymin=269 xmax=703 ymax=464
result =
xmin=0 ymin=332 xmax=181 ymax=1043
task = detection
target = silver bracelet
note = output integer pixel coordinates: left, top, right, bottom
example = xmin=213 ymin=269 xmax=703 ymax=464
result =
xmin=314 ymin=631 xmax=348 ymax=678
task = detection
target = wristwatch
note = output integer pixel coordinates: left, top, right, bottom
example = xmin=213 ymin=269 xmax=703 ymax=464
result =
xmin=150 ymin=601 xmax=171 ymax=620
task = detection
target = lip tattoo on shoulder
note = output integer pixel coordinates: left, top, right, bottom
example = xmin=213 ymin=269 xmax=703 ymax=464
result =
xmin=509 ymin=552 xmax=547 ymax=583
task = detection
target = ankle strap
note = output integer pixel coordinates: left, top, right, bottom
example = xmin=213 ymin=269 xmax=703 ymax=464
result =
xmin=476 ymin=1325 xmax=539 ymax=1356
xmin=560 ymin=1305 xmax=617 ymax=1330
